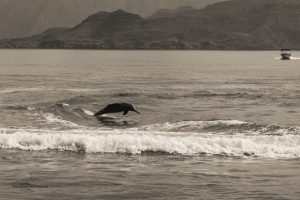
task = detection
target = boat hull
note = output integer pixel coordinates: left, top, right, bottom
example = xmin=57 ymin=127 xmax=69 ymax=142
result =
xmin=281 ymin=53 xmax=291 ymax=59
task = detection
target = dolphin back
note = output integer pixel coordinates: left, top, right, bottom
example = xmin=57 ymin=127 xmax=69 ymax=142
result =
xmin=94 ymin=103 xmax=140 ymax=116
xmin=94 ymin=103 xmax=123 ymax=116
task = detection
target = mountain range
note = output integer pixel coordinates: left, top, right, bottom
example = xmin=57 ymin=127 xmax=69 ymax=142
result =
xmin=1 ymin=0 xmax=300 ymax=50
xmin=0 ymin=0 xmax=225 ymax=40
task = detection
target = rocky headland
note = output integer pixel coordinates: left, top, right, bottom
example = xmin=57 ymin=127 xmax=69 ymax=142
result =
xmin=1 ymin=0 xmax=300 ymax=50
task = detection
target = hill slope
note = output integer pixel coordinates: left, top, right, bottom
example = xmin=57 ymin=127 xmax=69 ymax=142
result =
xmin=145 ymin=0 xmax=300 ymax=49
xmin=145 ymin=6 xmax=195 ymax=20
xmin=0 ymin=0 xmax=225 ymax=39
xmin=1 ymin=0 xmax=300 ymax=50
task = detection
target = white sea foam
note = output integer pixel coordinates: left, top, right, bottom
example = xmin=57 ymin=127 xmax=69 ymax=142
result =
xmin=54 ymin=103 xmax=69 ymax=109
xmin=83 ymin=109 xmax=94 ymax=116
xmin=42 ymin=113 xmax=80 ymax=127
xmin=0 ymin=88 xmax=44 ymax=94
xmin=0 ymin=129 xmax=300 ymax=158
xmin=274 ymin=56 xmax=300 ymax=60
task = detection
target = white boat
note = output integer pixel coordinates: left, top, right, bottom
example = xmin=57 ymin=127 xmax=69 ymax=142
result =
xmin=281 ymin=49 xmax=292 ymax=59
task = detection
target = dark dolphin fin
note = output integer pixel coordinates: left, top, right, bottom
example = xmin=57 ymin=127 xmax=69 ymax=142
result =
xmin=123 ymin=110 xmax=128 ymax=116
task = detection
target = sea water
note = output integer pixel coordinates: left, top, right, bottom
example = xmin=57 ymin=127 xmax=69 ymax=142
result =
xmin=0 ymin=49 xmax=299 ymax=199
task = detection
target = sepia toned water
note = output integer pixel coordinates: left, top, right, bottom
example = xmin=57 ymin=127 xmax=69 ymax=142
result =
xmin=0 ymin=49 xmax=300 ymax=199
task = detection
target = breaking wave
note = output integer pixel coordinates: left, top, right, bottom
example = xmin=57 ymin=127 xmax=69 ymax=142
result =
xmin=1 ymin=120 xmax=300 ymax=158
xmin=130 ymin=120 xmax=300 ymax=135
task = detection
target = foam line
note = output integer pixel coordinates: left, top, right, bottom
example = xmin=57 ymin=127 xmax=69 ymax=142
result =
xmin=1 ymin=130 xmax=300 ymax=157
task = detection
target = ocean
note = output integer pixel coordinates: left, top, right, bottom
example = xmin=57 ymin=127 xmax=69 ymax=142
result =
xmin=0 ymin=49 xmax=299 ymax=199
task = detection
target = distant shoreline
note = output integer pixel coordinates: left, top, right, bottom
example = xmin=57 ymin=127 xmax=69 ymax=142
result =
xmin=0 ymin=47 xmax=290 ymax=51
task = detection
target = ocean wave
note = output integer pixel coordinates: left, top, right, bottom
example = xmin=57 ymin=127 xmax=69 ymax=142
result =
xmin=54 ymin=103 xmax=69 ymax=109
xmin=130 ymin=120 xmax=247 ymax=132
xmin=130 ymin=120 xmax=300 ymax=135
xmin=72 ymin=108 xmax=94 ymax=115
xmin=147 ymin=93 xmax=176 ymax=100
xmin=41 ymin=113 xmax=81 ymax=127
xmin=114 ymin=93 xmax=140 ymax=97
xmin=0 ymin=87 xmax=50 ymax=94
xmin=184 ymin=92 xmax=263 ymax=99
xmin=5 ymin=105 xmax=35 ymax=110
xmin=0 ymin=130 xmax=300 ymax=158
